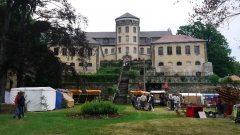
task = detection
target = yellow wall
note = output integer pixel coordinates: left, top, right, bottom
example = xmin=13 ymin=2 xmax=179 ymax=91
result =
xmin=139 ymin=45 xmax=151 ymax=60
xmin=50 ymin=46 xmax=98 ymax=74
xmin=153 ymin=42 xmax=207 ymax=76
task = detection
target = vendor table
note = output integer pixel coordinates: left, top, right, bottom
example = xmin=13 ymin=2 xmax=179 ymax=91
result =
xmin=186 ymin=106 xmax=203 ymax=118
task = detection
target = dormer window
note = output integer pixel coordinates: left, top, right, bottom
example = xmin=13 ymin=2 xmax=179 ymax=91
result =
xmin=146 ymin=38 xmax=152 ymax=43
xmin=103 ymin=38 xmax=109 ymax=44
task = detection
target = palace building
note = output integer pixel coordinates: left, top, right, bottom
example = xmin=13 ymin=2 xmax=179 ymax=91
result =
xmin=52 ymin=13 xmax=213 ymax=76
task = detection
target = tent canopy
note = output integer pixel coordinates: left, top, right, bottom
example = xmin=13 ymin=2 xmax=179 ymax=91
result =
xmin=150 ymin=90 xmax=165 ymax=94
xmin=215 ymin=86 xmax=240 ymax=104
xmin=10 ymin=87 xmax=57 ymax=111
xmin=86 ymin=90 xmax=101 ymax=94
xmin=68 ymin=89 xmax=82 ymax=94
xmin=130 ymin=90 xmax=148 ymax=95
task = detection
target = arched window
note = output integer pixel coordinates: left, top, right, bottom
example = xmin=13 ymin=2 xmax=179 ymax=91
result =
xmin=167 ymin=46 xmax=172 ymax=55
xmin=118 ymin=27 xmax=121 ymax=33
xmin=133 ymin=27 xmax=136 ymax=33
xmin=194 ymin=45 xmax=200 ymax=54
xmin=158 ymin=62 xmax=164 ymax=66
xmin=118 ymin=47 xmax=121 ymax=53
xmin=196 ymin=71 xmax=201 ymax=76
xmin=140 ymin=48 xmax=144 ymax=54
xmin=111 ymin=48 xmax=114 ymax=54
xmin=125 ymin=26 xmax=129 ymax=33
xmin=176 ymin=46 xmax=181 ymax=54
xmin=118 ymin=36 xmax=121 ymax=42
xmin=177 ymin=62 xmax=182 ymax=66
xmin=54 ymin=48 xmax=59 ymax=55
xmin=88 ymin=63 xmax=92 ymax=67
xmin=70 ymin=63 xmax=75 ymax=67
xmin=195 ymin=61 xmax=201 ymax=65
xmin=126 ymin=35 xmax=129 ymax=42
xmin=126 ymin=47 xmax=129 ymax=53
xmin=105 ymin=48 xmax=108 ymax=54
xmin=133 ymin=36 xmax=136 ymax=42
xmin=133 ymin=47 xmax=136 ymax=53
xmin=185 ymin=46 xmax=190 ymax=54
xmin=158 ymin=47 xmax=163 ymax=55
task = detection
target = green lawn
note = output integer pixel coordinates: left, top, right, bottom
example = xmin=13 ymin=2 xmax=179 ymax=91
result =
xmin=0 ymin=104 xmax=239 ymax=135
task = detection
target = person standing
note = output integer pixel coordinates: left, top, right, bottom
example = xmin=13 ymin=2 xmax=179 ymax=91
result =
xmin=131 ymin=94 xmax=136 ymax=108
xmin=138 ymin=81 xmax=142 ymax=90
xmin=216 ymin=96 xmax=223 ymax=114
xmin=17 ymin=92 xmax=25 ymax=120
xmin=169 ymin=96 xmax=174 ymax=111
xmin=13 ymin=92 xmax=19 ymax=118
xmin=140 ymin=94 xmax=147 ymax=109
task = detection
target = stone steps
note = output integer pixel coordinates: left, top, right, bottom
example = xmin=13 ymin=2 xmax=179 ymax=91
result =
xmin=114 ymin=66 xmax=130 ymax=105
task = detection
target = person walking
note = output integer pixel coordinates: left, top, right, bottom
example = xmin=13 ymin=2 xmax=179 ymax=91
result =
xmin=148 ymin=94 xmax=155 ymax=111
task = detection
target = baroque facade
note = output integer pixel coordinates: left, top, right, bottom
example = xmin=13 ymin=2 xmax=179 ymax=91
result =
xmin=53 ymin=13 xmax=213 ymax=76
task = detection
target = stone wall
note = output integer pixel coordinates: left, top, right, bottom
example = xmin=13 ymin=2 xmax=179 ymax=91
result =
xmin=131 ymin=76 xmax=208 ymax=83
xmin=128 ymin=83 xmax=240 ymax=93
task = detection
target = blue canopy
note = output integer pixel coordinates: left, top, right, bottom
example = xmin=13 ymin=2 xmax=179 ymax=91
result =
xmin=55 ymin=91 xmax=63 ymax=110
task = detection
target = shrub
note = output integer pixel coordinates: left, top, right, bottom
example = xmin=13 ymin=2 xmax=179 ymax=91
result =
xmin=107 ymin=86 xmax=117 ymax=95
xmin=221 ymin=76 xmax=233 ymax=83
xmin=208 ymin=73 xmax=219 ymax=86
xmin=180 ymin=76 xmax=186 ymax=82
xmin=81 ymin=101 xmax=118 ymax=115
xmin=124 ymin=70 xmax=138 ymax=80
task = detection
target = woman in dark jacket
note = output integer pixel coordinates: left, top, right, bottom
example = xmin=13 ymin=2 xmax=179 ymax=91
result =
xmin=17 ymin=92 xmax=25 ymax=120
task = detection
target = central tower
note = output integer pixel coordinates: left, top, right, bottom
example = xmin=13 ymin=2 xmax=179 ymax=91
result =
xmin=115 ymin=13 xmax=140 ymax=62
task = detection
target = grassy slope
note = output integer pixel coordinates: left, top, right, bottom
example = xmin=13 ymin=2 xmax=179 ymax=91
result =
xmin=0 ymin=105 xmax=239 ymax=135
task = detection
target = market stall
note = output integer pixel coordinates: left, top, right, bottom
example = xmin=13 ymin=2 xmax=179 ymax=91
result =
xmin=85 ymin=90 xmax=101 ymax=102
xmin=150 ymin=90 xmax=166 ymax=104
xmin=130 ymin=90 xmax=148 ymax=95
xmin=68 ymin=89 xmax=82 ymax=104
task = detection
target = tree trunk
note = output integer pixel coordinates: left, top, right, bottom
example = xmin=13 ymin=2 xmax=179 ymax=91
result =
xmin=0 ymin=66 xmax=7 ymax=103
xmin=17 ymin=67 xmax=24 ymax=87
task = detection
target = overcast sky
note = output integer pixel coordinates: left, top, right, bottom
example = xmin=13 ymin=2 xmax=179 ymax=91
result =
xmin=68 ymin=0 xmax=240 ymax=62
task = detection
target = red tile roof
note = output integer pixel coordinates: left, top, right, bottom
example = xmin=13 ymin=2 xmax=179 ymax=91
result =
xmin=230 ymin=75 xmax=240 ymax=81
xmin=153 ymin=35 xmax=206 ymax=43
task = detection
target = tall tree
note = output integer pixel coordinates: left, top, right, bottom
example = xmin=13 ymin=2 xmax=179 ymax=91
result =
xmin=177 ymin=21 xmax=235 ymax=77
xmin=175 ymin=0 xmax=240 ymax=26
xmin=0 ymin=0 xmax=89 ymax=102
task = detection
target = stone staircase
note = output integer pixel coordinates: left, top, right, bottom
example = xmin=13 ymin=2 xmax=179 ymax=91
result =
xmin=113 ymin=66 xmax=130 ymax=104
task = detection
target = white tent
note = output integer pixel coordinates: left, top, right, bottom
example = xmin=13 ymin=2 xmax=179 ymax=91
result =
xmin=10 ymin=87 xmax=56 ymax=111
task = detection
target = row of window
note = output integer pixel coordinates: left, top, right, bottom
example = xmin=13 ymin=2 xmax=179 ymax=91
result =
xmin=54 ymin=48 xmax=92 ymax=56
xmin=118 ymin=26 xmax=136 ymax=33
xmin=104 ymin=47 xmax=151 ymax=54
xmin=103 ymin=37 xmax=151 ymax=44
xmin=69 ymin=63 xmax=92 ymax=67
xmin=158 ymin=46 xmax=200 ymax=55
xmin=118 ymin=36 xmax=136 ymax=43
xmin=158 ymin=72 xmax=202 ymax=76
xmin=158 ymin=61 xmax=201 ymax=66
